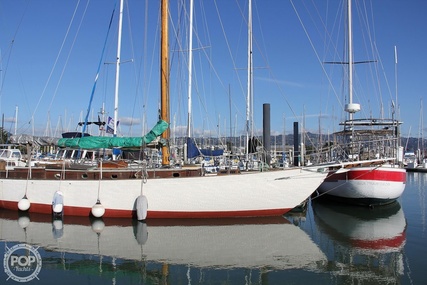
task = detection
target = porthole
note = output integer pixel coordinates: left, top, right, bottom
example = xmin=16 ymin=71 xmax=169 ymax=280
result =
xmin=172 ymin=172 xmax=180 ymax=178
xmin=54 ymin=174 xmax=61 ymax=180
xmin=111 ymin=174 xmax=118 ymax=179
xmin=81 ymin=173 xmax=88 ymax=179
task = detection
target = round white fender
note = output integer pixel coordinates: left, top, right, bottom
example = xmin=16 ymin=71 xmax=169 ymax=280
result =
xmin=18 ymin=197 xmax=31 ymax=211
xmin=91 ymin=200 xmax=105 ymax=218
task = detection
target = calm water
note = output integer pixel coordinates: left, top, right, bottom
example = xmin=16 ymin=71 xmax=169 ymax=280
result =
xmin=0 ymin=172 xmax=426 ymax=285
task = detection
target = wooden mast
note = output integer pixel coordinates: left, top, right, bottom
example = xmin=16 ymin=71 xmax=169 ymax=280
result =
xmin=160 ymin=0 xmax=170 ymax=166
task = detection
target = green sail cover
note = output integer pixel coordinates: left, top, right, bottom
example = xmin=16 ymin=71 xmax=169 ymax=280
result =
xmin=57 ymin=120 xmax=168 ymax=149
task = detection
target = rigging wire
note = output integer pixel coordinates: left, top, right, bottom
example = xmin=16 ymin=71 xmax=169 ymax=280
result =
xmin=46 ymin=0 xmax=91 ymax=114
xmin=290 ymin=0 xmax=344 ymax=112
xmin=31 ymin=0 xmax=83 ymax=127
xmin=81 ymin=1 xmax=118 ymax=136
xmin=0 ymin=0 xmax=30 ymax=127
xmin=125 ymin=0 xmax=144 ymax=136
xmin=0 ymin=1 xmax=30 ymax=94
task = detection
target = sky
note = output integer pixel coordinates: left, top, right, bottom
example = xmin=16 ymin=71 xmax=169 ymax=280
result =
xmin=0 ymin=0 xmax=426 ymax=141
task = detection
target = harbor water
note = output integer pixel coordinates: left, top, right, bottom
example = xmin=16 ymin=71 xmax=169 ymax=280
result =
xmin=1 ymin=172 xmax=426 ymax=284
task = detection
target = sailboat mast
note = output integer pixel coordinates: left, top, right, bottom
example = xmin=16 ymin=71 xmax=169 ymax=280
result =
xmin=245 ymin=0 xmax=253 ymax=161
xmin=161 ymin=0 xmax=170 ymax=166
xmin=187 ymin=0 xmax=194 ymax=139
xmin=345 ymin=0 xmax=360 ymax=120
xmin=113 ymin=0 xmax=124 ymax=137
xmin=394 ymin=46 xmax=399 ymax=118
xmin=347 ymin=0 xmax=353 ymax=121
xmin=185 ymin=0 xmax=194 ymax=164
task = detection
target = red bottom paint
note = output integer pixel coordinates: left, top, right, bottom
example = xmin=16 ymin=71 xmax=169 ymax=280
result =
xmin=0 ymin=200 xmax=291 ymax=219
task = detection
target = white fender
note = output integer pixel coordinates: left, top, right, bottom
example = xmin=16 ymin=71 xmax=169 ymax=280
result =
xmin=136 ymin=195 xmax=148 ymax=221
xmin=91 ymin=200 xmax=105 ymax=218
xmin=52 ymin=191 xmax=64 ymax=214
xmin=18 ymin=197 xmax=31 ymax=211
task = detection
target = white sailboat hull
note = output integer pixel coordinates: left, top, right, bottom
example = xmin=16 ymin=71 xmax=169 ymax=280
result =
xmin=316 ymin=166 xmax=406 ymax=205
xmin=0 ymin=167 xmax=327 ymax=218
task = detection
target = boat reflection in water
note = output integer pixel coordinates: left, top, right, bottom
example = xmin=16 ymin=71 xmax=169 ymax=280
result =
xmin=312 ymin=198 xmax=406 ymax=283
xmin=0 ymin=210 xmax=327 ymax=283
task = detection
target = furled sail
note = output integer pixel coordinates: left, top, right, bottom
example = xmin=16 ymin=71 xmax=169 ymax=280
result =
xmin=57 ymin=120 xmax=168 ymax=149
xmin=10 ymin=120 xmax=168 ymax=149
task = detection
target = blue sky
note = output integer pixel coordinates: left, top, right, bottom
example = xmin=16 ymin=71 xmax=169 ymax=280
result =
xmin=0 ymin=0 xmax=426 ymax=140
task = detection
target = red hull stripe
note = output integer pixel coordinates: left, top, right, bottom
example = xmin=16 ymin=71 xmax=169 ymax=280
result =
xmin=146 ymin=208 xmax=290 ymax=219
xmin=0 ymin=200 xmax=290 ymax=219
xmin=326 ymin=169 xmax=406 ymax=182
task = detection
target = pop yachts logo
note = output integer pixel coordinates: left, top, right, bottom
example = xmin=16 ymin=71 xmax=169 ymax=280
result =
xmin=3 ymin=243 xmax=42 ymax=282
